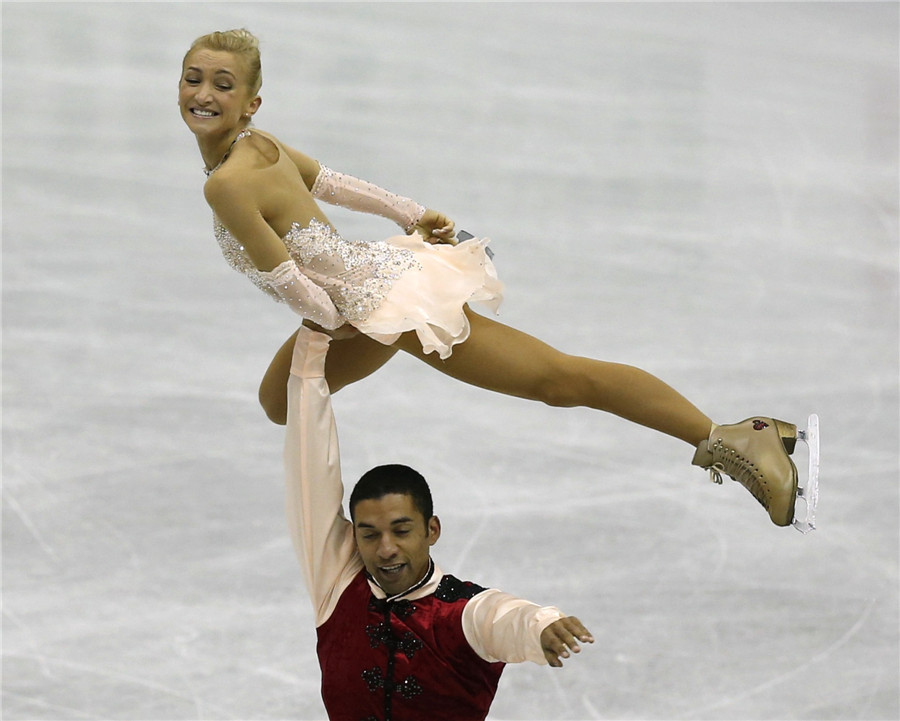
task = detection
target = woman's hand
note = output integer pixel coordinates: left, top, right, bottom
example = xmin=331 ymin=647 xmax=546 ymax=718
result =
xmin=413 ymin=209 xmax=456 ymax=245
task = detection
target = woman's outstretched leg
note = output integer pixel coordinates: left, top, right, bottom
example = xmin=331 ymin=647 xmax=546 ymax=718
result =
xmin=394 ymin=308 xmax=802 ymax=527
xmin=393 ymin=307 xmax=711 ymax=446
xmin=259 ymin=324 xmax=398 ymax=424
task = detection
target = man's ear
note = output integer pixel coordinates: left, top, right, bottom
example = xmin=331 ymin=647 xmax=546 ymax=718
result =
xmin=427 ymin=516 xmax=441 ymax=546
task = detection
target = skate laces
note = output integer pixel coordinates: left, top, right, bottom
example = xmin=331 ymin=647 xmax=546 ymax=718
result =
xmin=707 ymin=441 xmax=768 ymax=508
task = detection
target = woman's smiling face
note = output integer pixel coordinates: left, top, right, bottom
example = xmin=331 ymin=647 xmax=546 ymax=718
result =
xmin=179 ymin=48 xmax=259 ymax=138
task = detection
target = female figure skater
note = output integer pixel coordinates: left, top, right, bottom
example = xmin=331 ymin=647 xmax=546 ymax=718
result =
xmin=180 ymin=29 xmax=805 ymax=528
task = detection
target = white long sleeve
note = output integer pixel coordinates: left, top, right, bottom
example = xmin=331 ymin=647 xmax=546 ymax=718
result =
xmin=283 ymin=327 xmax=363 ymax=626
xmin=262 ymin=260 xmax=344 ymax=330
xmin=461 ymin=589 xmax=564 ymax=665
xmin=310 ymin=165 xmax=426 ymax=232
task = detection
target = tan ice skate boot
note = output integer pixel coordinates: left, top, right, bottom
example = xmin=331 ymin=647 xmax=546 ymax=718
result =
xmin=692 ymin=417 xmax=798 ymax=526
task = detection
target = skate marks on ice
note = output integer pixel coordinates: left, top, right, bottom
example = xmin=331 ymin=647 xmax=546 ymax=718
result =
xmin=683 ymin=596 xmax=878 ymax=718
xmin=2 ymin=652 xmax=235 ymax=721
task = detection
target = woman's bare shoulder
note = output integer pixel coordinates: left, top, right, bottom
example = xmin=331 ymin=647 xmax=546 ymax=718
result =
xmin=202 ymin=159 xmax=272 ymax=219
xmin=203 ymin=134 xmax=275 ymax=198
xmin=202 ymin=160 xmax=252 ymax=202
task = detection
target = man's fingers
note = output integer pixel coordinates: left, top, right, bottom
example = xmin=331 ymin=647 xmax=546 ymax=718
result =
xmin=543 ymin=643 xmax=564 ymax=667
xmin=557 ymin=630 xmax=580 ymax=656
xmin=541 ymin=617 xmax=595 ymax=668
xmin=564 ymin=616 xmax=595 ymax=644
xmin=544 ymin=629 xmax=575 ymax=666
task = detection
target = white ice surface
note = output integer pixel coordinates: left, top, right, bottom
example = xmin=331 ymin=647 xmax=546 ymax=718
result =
xmin=3 ymin=2 xmax=898 ymax=720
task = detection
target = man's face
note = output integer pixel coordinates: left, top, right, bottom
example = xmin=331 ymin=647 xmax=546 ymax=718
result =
xmin=353 ymin=493 xmax=440 ymax=596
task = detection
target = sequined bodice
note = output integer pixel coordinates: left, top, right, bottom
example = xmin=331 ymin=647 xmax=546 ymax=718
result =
xmin=213 ymin=217 xmax=420 ymax=322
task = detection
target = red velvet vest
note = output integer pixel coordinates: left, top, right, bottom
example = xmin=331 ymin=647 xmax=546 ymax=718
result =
xmin=316 ymin=569 xmax=505 ymax=721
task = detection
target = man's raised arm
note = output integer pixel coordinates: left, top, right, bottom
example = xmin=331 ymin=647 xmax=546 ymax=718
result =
xmin=283 ymin=326 xmax=363 ymax=626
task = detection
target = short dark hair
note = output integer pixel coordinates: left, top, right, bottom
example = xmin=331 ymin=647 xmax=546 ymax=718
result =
xmin=349 ymin=464 xmax=434 ymax=523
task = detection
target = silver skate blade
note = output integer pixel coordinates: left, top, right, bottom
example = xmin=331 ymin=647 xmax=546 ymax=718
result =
xmin=792 ymin=413 xmax=819 ymax=533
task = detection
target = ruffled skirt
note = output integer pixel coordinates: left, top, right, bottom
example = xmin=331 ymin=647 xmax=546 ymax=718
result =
xmin=352 ymin=233 xmax=503 ymax=360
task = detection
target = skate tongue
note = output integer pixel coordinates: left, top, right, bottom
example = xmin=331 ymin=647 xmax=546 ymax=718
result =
xmin=691 ymin=440 xmax=714 ymax=469
xmin=690 ymin=442 xmax=724 ymax=484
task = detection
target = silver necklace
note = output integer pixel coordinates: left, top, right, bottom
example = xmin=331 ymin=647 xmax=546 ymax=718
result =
xmin=204 ymin=129 xmax=252 ymax=177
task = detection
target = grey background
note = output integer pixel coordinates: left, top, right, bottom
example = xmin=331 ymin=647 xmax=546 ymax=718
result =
xmin=3 ymin=2 xmax=898 ymax=719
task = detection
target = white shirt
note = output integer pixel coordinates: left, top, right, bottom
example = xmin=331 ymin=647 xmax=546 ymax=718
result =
xmin=283 ymin=326 xmax=564 ymax=664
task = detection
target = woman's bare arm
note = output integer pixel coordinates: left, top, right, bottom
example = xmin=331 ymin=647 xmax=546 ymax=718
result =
xmin=281 ymin=143 xmax=322 ymax=191
xmin=204 ymin=170 xmax=292 ymax=272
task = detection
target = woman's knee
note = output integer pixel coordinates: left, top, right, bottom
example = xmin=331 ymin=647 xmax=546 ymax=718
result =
xmin=533 ymin=377 xmax=579 ymax=408
xmin=530 ymin=356 xmax=589 ymax=408
xmin=258 ymin=329 xmax=299 ymax=426
xmin=259 ymin=378 xmax=288 ymax=425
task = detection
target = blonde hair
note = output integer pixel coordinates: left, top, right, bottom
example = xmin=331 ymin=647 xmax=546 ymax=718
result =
xmin=185 ymin=29 xmax=262 ymax=95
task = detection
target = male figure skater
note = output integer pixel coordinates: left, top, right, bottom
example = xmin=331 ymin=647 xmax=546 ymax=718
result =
xmin=284 ymin=325 xmax=593 ymax=720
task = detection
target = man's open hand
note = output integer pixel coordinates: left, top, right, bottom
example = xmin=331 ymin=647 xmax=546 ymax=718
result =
xmin=540 ymin=616 xmax=594 ymax=667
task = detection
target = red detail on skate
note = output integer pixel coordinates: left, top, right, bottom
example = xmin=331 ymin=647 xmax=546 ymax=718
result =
xmin=752 ymin=420 xmax=770 ymax=431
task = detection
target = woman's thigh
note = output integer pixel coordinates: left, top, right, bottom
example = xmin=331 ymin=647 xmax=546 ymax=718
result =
xmin=259 ymin=325 xmax=398 ymax=424
xmin=393 ymin=308 xmax=575 ymax=403
xmin=324 ymin=331 xmax=399 ymax=391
